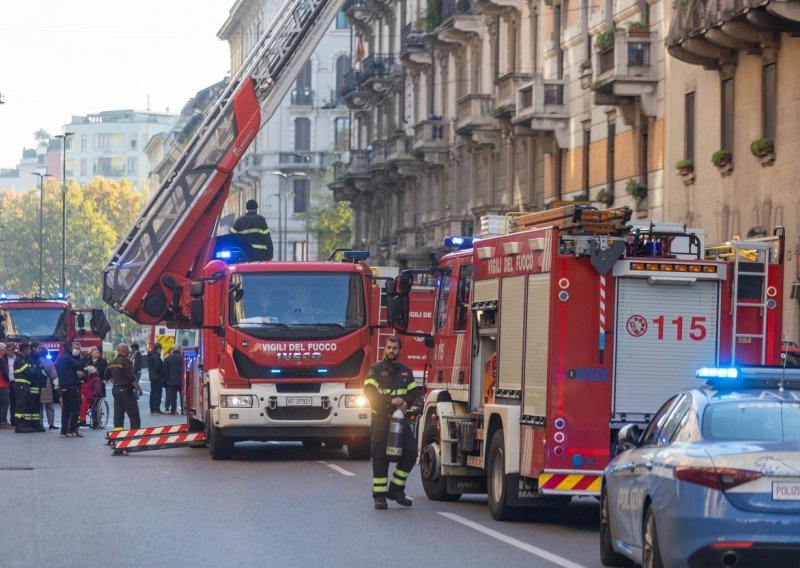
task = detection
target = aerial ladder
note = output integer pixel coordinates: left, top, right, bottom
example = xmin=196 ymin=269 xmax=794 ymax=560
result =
xmin=102 ymin=0 xmax=346 ymax=325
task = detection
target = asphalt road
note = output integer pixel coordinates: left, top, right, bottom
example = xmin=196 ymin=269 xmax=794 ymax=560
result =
xmin=1 ymin=386 xmax=604 ymax=568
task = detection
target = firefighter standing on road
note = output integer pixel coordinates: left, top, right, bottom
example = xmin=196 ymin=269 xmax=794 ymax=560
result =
xmin=105 ymin=343 xmax=143 ymax=449
xmin=12 ymin=343 xmax=37 ymax=433
xmin=231 ymin=199 xmax=274 ymax=261
xmin=363 ymin=336 xmax=419 ymax=510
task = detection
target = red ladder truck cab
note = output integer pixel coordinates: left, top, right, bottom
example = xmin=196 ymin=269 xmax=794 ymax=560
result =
xmin=0 ymin=295 xmax=111 ymax=359
xmin=386 ymin=206 xmax=785 ymax=520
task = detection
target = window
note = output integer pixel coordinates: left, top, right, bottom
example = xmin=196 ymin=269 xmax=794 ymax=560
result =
xmin=334 ymin=117 xmax=350 ymax=151
xmin=335 ymin=10 xmax=350 ymax=29
xmin=293 ymin=178 xmax=310 ymax=213
xmin=81 ymin=135 xmax=87 ymax=151
xmin=639 ymin=117 xmax=649 ymax=182
xmin=293 ymin=60 xmax=313 ymax=105
xmin=762 ymin=62 xmax=776 ymax=142
xmin=294 ymin=118 xmax=311 ymax=151
xmin=607 ymin=118 xmax=615 ymax=199
xmin=335 ymin=55 xmax=351 ymax=103
xmin=582 ymin=126 xmax=590 ymax=195
xmin=97 ymin=134 xmax=111 ymax=149
xmin=684 ymin=92 xmax=695 ymax=163
xmin=127 ymin=157 xmax=137 ymax=173
xmin=130 ymin=138 xmax=137 ymax=150
xmin=721 ymin=76 xmax=734 ymax=153
xmin=640 ymin=396 xmax=680 ymax=446
xmin=435 ymin=267 xmax=452 ymax=331
xmin=703 ymin=402 xmax=800 ymax=443
xmin=454 ymin=264 xmax=473 ymax=332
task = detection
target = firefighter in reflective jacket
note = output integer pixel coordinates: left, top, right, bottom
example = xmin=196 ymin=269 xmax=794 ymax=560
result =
xmin=231 ymin=199 xmax=274 ymax=261
xmin=363 ymin=336 xmax=419 ymax=509
xmin=12 ymin=343 xmax=37 ymax=433
xmin=105 ymin=343 xmax=143 ymax=445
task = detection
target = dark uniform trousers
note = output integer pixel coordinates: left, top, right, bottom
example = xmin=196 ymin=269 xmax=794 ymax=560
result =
xmin=59 ymin=386 xmax=81 ymax=434
xmin=12 ymin=380 xmax=31 ymax=428
xmin=12 ymin=360 xmax=37 ymax=431
xmin=112 ymin=385 xmax=141 ymax=429
xmin=363 ymin=358 xmax=419 ymax=498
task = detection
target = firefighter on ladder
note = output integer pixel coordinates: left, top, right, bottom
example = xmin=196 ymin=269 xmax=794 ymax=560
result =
xmin=363 ymin=336 xmax=419 ymax=509
xmin=105 ymin=343 xmax=143 ymax=455
xmin=231 ymin=200 xmax=274 ymax=261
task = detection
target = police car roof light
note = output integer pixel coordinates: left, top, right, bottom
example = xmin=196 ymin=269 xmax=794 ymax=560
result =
xmin=697 ymin=366 xmax=800 ymax=388
xmin=443 ymin=236 xmax=475 ymax=250
xmin=696 ymin=367 xmax=739 ymax=379
xmin=342 ymin=250 xmax=369 ymax=262
xmin=215 ymin=250 xmax=233 ymax=260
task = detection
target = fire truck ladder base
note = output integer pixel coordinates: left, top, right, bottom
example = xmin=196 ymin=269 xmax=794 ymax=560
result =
xmin=726 ymin=241 xmax=772 ymax=365
xmin=111 ymin=429 xmax=207 ymax=453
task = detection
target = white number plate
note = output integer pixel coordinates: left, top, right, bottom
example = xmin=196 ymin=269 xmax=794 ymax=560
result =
xmin=286 ymin=397 xmax=312 ymax=407
xmin=772 ymin=481 xmax=800 ymax=501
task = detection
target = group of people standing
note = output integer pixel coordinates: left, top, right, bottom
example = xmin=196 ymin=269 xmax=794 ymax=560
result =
xmin=145 ymin=343 xmax=183 ymax=415
xmin=0 ymin=340 xmax=108 ymax=437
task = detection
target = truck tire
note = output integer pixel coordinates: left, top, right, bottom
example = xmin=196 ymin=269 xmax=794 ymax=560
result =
xmin=207 ymin=411 xmax=234 ymax=460
xmin=347 ymin=437 xmax=370 ymax=460
xmin=487 ymin=429 xmax=523 ymax=521
xmin=420 ymin=420 xmax=461 ymax=502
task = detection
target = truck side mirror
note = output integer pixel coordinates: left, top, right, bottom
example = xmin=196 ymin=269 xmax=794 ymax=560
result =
xmin=395 ymin=275 xmax=412 ymax=295
xmin=190 ymin=298 xmax=204 ymax=326
xmin=90 ymin=309 xmax=112 ymax=339
xmin=190 ymin=281 xmax=205 ymax=297
xmin=617 ymin=424 xmax=641 ymax=449
xmin=77 ymin=313 xmax=85 ymax=329
xmin=387 ymin=295 xmax=409 ymax=331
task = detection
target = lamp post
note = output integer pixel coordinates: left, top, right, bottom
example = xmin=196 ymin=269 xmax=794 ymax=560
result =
xmin=269 ymin=192 xmax=282 ymax=261
xmin=54 ymin=132 xmax=73 ymax=296
xmin=32 ymin=172 xmax=52 ymax=297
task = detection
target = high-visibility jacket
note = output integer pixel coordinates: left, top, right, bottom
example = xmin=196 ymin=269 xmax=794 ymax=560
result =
xmin=231 ymin=212 xmax=274 ymax=261
xmin=363 ymin=358 xmax=419 ymax=417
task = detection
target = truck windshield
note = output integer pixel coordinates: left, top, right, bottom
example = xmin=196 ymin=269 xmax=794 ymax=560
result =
xmin=229 ymin=272 xmax=365 ymax=337
xmin=1 ymin=308 xmax=67 ymax=340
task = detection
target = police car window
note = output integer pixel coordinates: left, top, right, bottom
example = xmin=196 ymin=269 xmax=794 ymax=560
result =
xmin=639 ymin=396 xmax=679 ymax=446
xmin=654 ymin=395 xmax=692 ymax=446
xmin=784 ymin=403 xmax=800 ymax=443
xmin=702 ymin=402 xmax=785 ymax=442
xmin=435 ymin=267 xmax=452 ymax=332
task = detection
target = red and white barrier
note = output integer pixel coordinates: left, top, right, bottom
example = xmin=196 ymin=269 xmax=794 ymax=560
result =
xmin=106 ymin=423 xmax=188 ymax=440
xmin=113 ymin=432 xmax=206 ymax=453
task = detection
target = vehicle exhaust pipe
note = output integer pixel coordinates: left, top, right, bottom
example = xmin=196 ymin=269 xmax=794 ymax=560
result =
xmin=720 ymin=551 xmax=738 ymax=567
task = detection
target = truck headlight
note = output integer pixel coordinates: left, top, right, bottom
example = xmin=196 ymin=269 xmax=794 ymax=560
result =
xmin=343 ymin=394 xmax=369 ymax=408
xmin=220 ymin=395 xmax=254 ymax=408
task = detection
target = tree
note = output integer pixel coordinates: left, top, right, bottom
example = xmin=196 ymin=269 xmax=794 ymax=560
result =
xmin=308 ymin=191 xmax=352 ymax=260
xmin=33 ymin=128 xmax=51 ymax=142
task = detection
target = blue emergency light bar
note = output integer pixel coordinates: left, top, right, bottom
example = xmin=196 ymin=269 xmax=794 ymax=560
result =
xmin=696 ymin=367 xmax=739 ymax=379
xmin=443 ymin=236 xmax=476 ymax=250
xmin=343 ymin=250 xmax=369 ymax=262
xmin=317 ymin=368 xmax=328 ymax=374
xmin=696 ymin=366 xmax=800 ymax=387
xmin=215 ymin=250 xmax=232 ymax=260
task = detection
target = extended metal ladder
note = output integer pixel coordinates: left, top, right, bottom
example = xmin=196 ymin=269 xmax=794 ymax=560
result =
xmin=729 ymin=241 xmax=772 ymax=364
xmin=102 ymin=0 xmax=345 ymax=322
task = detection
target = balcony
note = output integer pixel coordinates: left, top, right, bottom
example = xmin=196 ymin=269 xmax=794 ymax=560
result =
xmin=278 ymin=152 xmax=336 ymax=171
xmin=475 ymin=0 xmax=527 ymax=17
xmin=290 ymin=88 xmax=314 ymax=107
xmin=667 ymin=0 xmax=798 ymax=69
xmin=340 ymin=54 xmax=401 ymax=110
xmin=456 ymin=94 xmax=498 ymax=142
xmin=592 ymin=30 xmax=658 ymax=121
xmin=431 ymin=0 xmax=484 ymax=46
xmin=330 ymin=149 xmax=371 ymax=202
xmin=512 ymin=75 xmax=568 ymax=148
xmin=343 ymin=0 xmax=375 ymax=33
xmin=494 ymin=73 xmax=531 ymax=117
xmin=399 ymin=22 xmax=432 ymax=70
xmin=413 ymin=118 xmax=450 ymax=167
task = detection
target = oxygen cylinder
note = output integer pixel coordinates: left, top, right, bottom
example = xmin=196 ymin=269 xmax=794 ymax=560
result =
xmin=386 ymin=408 xmax=405 ymax=462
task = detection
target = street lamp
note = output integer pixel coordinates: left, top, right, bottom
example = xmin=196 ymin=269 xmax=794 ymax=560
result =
xmin=269 ymin=192 xmax=282 ymax=261
xmin=32 ymin=172 xmax=52 ymax=297
xmin=265 ymin=171 xmax=308 ymax=261
xmin=54 ymin=132 xmax=73 ymax=296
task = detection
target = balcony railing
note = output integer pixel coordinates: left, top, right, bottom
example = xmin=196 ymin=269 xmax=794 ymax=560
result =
xmin=456 ymin=94 xmax=496 ymax=134
xmin=401 ymin=22 xmax=426 ymax=51
xmin=595 ymin=31 xmax=654 ymax=79
xmin=513 ymin=75 xmax=568 ymax=146
xmin=441 ymin=0 xmax=477 ymax=21
xmin=278 ymin=152 xmax=336 ymax=169
xmin=340 ymin=54 xmax=397 ymax=97
xmin=290 ymin=88 xmax=314 ymax=106
xmin=333 ymin=149 xmax=370 ymax=181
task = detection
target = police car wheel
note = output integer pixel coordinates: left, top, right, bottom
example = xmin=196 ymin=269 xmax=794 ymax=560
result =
xmin=600 ymin=486 xmax=633 ymax=566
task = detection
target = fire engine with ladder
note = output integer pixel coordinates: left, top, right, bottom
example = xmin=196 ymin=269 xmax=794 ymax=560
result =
xmin=101 ymin=0 xmax=434 ymax=458
xmin=385 ymin=204 xmax=785 ymax=520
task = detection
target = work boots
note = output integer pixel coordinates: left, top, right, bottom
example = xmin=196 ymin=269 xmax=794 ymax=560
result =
xmin=33 ymin=423 xmax=46 ymax=432
xmin=387 ymin=489 xmax=413 ymax=507
xmin=373 ymin=495 xmax=388 ymax=510
xmin=15 ymin=421 xmax=34 ymax=434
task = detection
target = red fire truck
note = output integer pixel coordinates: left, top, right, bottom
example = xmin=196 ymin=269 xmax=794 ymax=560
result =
xmin=386 ymin=205 xmax=785 ymax=520
xmin=101 ymin=0 xmax=435 ymax=459
xmin=0 ymin=296 xmax=110 ymax=359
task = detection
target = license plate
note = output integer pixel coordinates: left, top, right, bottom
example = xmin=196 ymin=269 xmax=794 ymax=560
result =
xmin=772 ymin=481 xmax=800 ymax=501
xmin=286 ymin=397 xmax=312 ymax=407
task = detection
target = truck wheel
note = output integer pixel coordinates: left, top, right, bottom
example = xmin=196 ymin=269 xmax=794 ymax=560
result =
xmin=347 ymin=437 xmax=370 ymax=460
xmin=207 ymin=411 xmax=234 ymax=460
xmin=487 ymin=429 xmax=523 ymax=521
xmin=420 ymin=420 xmax=461 ymax=502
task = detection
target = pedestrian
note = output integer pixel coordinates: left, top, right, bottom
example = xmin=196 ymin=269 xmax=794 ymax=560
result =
xmin=55 ymin=341 xmax=86 ymax=438
xmin=146 ymin=343 xmax=165 ymax=415
xmin=105 ymin=343 xmax=143 ymax=454
xmin=78 ymin=365 xmax=103 ymax=427
xmin=35 ymin=343 xmax=58 ymax=430
xmin=162 ymin=347 xmax=182 ymax=415
xmin=362 ymin=336 xmax=419 ymax=509
xmin=231 ymin=199 xmax=274 ymax=261
xmin=0 ymin=342 xmax=11 ymax=429
xmin=84 ymin=347 xmax=108 ymax=399
xmin=130 ymin=343 xmax=143 ymax=382
xmin=12 ymin=342 xmax=38 ymax=433
xmin=5 ymin=342 xmax=17 ymax=426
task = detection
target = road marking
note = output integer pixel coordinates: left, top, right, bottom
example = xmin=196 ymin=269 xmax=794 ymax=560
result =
xmin=318 ymin=461 xmax=356 ymax=476
xmin=438 ymin=512 xmax=586 ymax=568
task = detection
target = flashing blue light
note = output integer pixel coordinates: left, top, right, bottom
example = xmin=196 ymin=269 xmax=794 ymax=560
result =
xmin=57 ymin=291 xmax=65 ymax=299
xmin=0 ymin=293 xmax=6 ymax=299
xmin=270 ymin=369 xmax=281 ymax=375
xmin=343 ymin=250 xmax=370 ymax=262
xmin=215 ymin=250 xmax=232 ymax=260
xmin=317 ymin=368 xmax=328 ymax=374
xmin=696 ymin=367 xmax=739 ymax=379
xmin=443 ymin=236 xmax=475 ymax=250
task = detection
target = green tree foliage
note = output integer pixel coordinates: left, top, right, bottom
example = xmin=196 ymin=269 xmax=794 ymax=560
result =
xmin=0 ymin=177 xmax=147 ymax=340
xmin=308 ymin=191 xmax=352 ymax=260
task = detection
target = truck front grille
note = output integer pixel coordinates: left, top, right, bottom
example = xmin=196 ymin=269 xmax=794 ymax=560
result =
xmin=267 ymin=407 xmax=332 ymax=421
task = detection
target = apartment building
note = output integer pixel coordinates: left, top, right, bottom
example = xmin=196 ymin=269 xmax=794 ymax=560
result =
xmin=218 ymin=0 xmax=352 ymax=261
xmin=63 ymin=110 xmax=176 ymax=188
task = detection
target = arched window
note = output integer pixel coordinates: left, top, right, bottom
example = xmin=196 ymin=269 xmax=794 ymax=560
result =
xmin=335 ymin=55 xmax=351 ymax=104
xmin=293 ymin=60 xmax=313 ymax=105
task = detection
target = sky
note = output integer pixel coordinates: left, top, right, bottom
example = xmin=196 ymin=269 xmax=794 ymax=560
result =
xmin=0 ymin=0 xmax=233 ymax=168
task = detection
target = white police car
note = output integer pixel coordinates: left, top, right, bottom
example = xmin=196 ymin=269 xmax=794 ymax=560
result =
xmin=600 ymin=366 xmax=800 ymax=567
